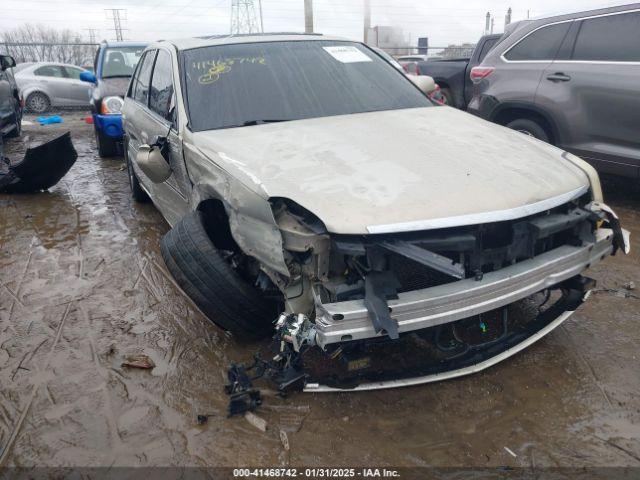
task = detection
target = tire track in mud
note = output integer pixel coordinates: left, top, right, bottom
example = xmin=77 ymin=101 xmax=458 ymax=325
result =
xmin=0 ymin=302 xmax=72 ymax=466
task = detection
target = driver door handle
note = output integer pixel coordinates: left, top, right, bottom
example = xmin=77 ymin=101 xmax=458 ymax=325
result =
xmin=546 ymin=72 xmax=571 ymax=82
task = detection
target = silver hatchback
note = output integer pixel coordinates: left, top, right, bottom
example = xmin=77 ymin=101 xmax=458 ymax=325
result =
xmin=14 ymin=62 xmax=92 ymax=113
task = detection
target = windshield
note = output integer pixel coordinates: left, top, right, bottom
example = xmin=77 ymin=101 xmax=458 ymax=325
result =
xmin=183 ymin=40 xmax=431 ymax=132
xmin=102 ymin=46 xmax=145 ymax=78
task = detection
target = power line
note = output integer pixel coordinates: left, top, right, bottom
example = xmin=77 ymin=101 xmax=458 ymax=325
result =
xmin=84 ymin=28 xmax=97 ymax=44
xmin=105 ymin=8 xmax=127 ymax=41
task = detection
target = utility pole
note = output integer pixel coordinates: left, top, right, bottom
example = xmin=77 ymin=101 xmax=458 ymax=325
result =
xmin=231 ymin=0 xmax=261 ymax=34
xmin=304 ymin=0 xmax=314 ymax=34
xmin=105 ymin=9 xmax=126 ymax=41
xmin=485 ymin=12 xmax=491 ymax=35
xmin=84 ymin=28 xmax=97 ymax=44
xmin=505 ymin=7 xmax=512 ymax=27
xmin=363 ymin=0 xmax=371 ymax=44
xmin=490 ymin=17 xmax=495 ymax=34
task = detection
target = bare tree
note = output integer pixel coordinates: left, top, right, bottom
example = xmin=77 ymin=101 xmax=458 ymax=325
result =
xmin=0 ymin=24 xmax=96 ymax=66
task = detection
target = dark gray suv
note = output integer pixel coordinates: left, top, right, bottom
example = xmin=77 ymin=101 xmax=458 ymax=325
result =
xmin=468 ymin=4 xmax=640 ymax=180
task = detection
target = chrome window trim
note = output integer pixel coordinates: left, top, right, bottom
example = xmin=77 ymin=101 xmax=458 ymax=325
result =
xmin=366 ymin=184 xmax=588 ymax=234
xmin=500 ymin=8 xmax=640 ymax=64
xmin=500 ymin=18 xmax=574 ymax=63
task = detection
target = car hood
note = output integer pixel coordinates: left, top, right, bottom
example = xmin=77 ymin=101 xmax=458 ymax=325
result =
xmin=191 ymin=107 xmax=590 ymax=234
xmin=96 ymin=77 xmax=131 ymax=97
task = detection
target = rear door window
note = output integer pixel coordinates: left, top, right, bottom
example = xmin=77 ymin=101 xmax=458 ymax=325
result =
xmin=504 ymin=22 xmax=571 ymax=61
xmin=571 ymin=12 xmax=640 ymax=62
xmin=133 ymin=50 xmax=156 ymax=106
xmin=63 ymin=66 xmax=85 ymax=80
xmin=34 ymin=65 xmax=65 ymax=77
xmin=149 ymin=50 xmax=175 ymax=122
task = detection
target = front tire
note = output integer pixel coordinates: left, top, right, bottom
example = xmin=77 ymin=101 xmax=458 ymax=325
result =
xmin=95 ymin=128 xmax=119 ymax=157
xmin=26 ymin=92 xmax=50 ymax=114
xmin=160 ymin=211 xmax=276 ymax=340
xmin=506 ymin=119 xmax=550 ymax=143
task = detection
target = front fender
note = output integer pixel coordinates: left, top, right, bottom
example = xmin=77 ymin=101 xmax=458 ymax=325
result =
xmin=185 ymin=143 xmax=289 ymax=277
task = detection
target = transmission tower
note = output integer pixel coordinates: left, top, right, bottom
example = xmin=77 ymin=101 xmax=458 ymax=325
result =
xmin=230 ymin=0 xmax=263 ymax=34
xmin=105 ymin=9 xmax=127 ymax=41
xmin=84 ymin=29 xmax=97 ymax=44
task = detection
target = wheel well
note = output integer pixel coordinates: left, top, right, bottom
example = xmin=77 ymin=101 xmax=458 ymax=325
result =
xmin=197 ymin=199 xmax=239 ymax=251
xmin=26 ymin=90 xmax=49 ymax=100
xmin=493 ymin=107 xmax=556 ymax=144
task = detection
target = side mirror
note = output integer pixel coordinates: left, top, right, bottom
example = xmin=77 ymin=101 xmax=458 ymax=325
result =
xmin=408 ymin=74 xmax=437 ymax=95
xmin=0 ymin=55 xmax=16 ymax=71
xmin=135 ymin=143 xmax=172 ymax=183
xmin=80 ymin=71 xmax=98 ymax=84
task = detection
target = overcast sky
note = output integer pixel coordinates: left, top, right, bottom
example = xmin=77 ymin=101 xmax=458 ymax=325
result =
xmin=0 ymin=0 xmax=629 ymax=46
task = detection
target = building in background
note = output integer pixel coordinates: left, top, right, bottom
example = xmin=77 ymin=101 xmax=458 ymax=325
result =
xmin=417 ymin=37 xmax=429 ymax=55
xmin=365 ymin=25 xmax=411 ymax=55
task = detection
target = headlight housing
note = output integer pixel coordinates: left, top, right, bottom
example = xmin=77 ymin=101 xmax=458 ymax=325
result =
xmin=563 ymin=152 xmax=603 ymax=203
xmin=100 ymin=96 xmax=124 ymax=115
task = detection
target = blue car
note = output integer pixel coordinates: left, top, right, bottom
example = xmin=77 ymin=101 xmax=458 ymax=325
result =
xmin=81 ymin=41 xmax=147 ymax=157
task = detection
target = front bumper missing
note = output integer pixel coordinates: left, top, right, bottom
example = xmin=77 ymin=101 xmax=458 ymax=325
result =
xmin=313 ymin=228 xmax=617 ymax=348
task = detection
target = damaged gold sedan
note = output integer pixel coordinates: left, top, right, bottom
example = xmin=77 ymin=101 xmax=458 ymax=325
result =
xmin=121 ymin=34 xmax=629 ymax=398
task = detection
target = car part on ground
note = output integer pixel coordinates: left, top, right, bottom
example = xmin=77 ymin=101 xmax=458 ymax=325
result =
xmin=0 ymin=132 xmax=77 ymax=193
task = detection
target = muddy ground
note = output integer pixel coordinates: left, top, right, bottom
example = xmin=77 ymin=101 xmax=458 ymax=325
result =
xmin=0 ymin=113 xmax=639 ymax=470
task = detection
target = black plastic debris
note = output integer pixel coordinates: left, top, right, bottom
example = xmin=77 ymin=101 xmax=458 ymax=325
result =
xmin=0 ymin=132 xmax=77 ymax=193
xmin=225 ymin=361 xmax=265 ymax=417
xmin=224 ymin=347 xmax=310 ymax=417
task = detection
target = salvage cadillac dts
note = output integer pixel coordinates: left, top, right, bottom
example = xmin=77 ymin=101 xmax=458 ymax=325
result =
xmin=122 ymin=34 xmax=629 ymax=392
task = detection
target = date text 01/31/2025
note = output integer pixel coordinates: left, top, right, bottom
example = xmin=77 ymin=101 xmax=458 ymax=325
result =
xmin=233 ymin=468 xmax=401 ymax=478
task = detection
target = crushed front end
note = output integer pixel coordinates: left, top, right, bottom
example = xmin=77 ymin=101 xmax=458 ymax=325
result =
xmin=226 ymin=193 xmax=629 ymax=406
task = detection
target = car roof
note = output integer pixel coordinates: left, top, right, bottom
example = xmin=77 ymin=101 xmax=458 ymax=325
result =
xmin=21 ymin=62 xmax=86 ymax=69
xmin=150 ymin=33 xmax=351 ymax=51
xmin=101 ymin=41 xmax=149 ymax=48
xmin=529 ymin=2 xmax=640 ymax=24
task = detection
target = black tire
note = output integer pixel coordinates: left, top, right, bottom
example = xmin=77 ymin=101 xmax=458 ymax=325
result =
xmin=440 ymin=88 xmax=454 ymax=107
xmin=506 ymin=119 xmax=550 ymax=143
xmin=26 ymin=92 xmax=50 ymax=114
xmin=160 ymin=211 xmax=276 ymax=340
xmin=95 ymin=128 xmax=119 ymax=157
xmin=124 ymin=139 xmax=150 ymax=203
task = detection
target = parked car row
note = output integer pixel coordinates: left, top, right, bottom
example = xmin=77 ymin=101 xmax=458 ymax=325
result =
xmin=407 ymin=3 xmax=640 ymax=182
